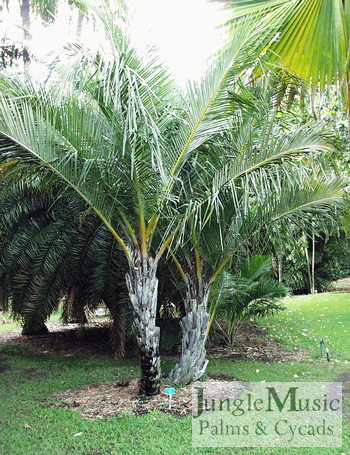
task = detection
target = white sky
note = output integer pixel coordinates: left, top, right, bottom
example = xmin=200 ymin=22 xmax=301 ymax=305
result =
xmin=0 ymin=0 xmax=229 ymax=85
xmin=128 ymin=0 xmax=229 ymax=84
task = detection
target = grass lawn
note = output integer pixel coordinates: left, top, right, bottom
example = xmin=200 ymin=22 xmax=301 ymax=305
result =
xmin=0 ymin=292 xmax=350 ymax=455
xmin=0 ymin=311 xmax=62 ymax=335
xmin=261 ymin=293 xmax=350 ymax=360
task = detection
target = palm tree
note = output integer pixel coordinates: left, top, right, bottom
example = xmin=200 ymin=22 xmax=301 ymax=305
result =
xmin=165 ymin=100 xmax=347 ymax=385
xmin=220 ymin=0 xmax=350 ymax=130
xmin=2 ymin=0 xmax=88 ymax=42
xmin=2 ymin=0 xmax=57 ymax=39
xmin=0 ymin=3 xmax=274 ymax=394
xmin=70 ymin=1 xmax=87 ymax=38
xmin=0 ymin=2 xmax=347 ymax=394
xmin=0 ymin=181 xmax=128 ymax=353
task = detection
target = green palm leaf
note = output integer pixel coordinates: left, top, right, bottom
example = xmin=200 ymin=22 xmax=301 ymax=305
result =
xmin=222 ymin=0 xmax=350 ymax=126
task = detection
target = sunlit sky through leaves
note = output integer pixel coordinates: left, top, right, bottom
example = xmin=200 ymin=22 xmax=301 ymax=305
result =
xmin=0 ymin=0 xmax=229 ymax=86
xmin=129 ymin=0 xmax=229 ymax=84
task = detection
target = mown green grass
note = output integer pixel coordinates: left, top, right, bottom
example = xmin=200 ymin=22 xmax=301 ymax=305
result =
xmin=0 ymin=311 xmax=62 ymax=334
xmin=0 ymin=316 xmax=21 ymax=333
xmin=261 ymin=293 xmax=350 ymax=360
xmin=0 ymin=292 xmax=349 ymax=455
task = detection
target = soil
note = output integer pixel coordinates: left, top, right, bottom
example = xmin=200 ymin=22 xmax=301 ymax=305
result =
xmin=0 ymin=320 xmax=117 ymax=358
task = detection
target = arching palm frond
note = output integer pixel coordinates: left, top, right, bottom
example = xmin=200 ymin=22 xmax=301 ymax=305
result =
xmin=166 ymin=82 xmax=348 ymax=385
xmin=0 ymin=182 xmax=128 ymax=352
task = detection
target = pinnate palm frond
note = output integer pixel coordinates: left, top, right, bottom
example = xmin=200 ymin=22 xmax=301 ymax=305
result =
xmin=0 ymin=183 xmax=127 ymax=337
xmin=211 ymin=255 xmax=289 ymax=346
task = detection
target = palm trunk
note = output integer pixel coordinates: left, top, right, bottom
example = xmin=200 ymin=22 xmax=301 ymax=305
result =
xmin=125 ymin=252 xmax=161 ymax=396
xmin=76 ymin=11 xmax=84 ymax=39
xmin=106 ymin=299 xmax=126 ymax=358
xmin=21 ymin=0 xmax=30 ymax=40
xmin=20 ymin=0 xmax=30 ymax=72
xmin=305 ymin=245 xmax=313 ymax=294
xmin=311 ymin=230 xmax=315 ymax=294
xmin=167 ymin=277 xmax=210 ymax=385
xmin=229 ymin=318 xmax=241 ymax=348
xmin=346 ymin=73 xmax=350 ymax=136
xmin=22 ymin=314 xmax=48 ymax=335
xmin=278 ymin=253 xmax=283 ymax=283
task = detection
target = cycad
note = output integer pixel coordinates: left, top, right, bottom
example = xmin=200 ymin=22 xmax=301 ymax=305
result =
xmin=212 ymin=255 xmax=289 ymax=348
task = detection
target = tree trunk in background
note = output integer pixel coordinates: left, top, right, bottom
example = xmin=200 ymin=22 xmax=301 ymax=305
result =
xmin=107 ymin=300 xmax=126 ymax=358
xmin=167 ymin=278 xmax=210 ymax=385
xmin=62 ymin=296 xmax=88 ymax=324
xmin=0 ymin=278 xmax=9 ymax=312
xmin=125 ymin=253 xmax=161 ymax=396
xmin=20 ymin=0 xmax=31 ymax=72
xmin=304 ymin=242 xmax=312 ymax=294
xmin=22 ymin=313 xmax=48 ymax=335
xmin=76 ymin=10 xmax=84 ymax=38
xmin=311 ymin=231 xmax=315 ymax=294
xmin=21 ymin=0 xmax=30 ymax=40
xmin=278 ymin=252 xmax=283 ymax=283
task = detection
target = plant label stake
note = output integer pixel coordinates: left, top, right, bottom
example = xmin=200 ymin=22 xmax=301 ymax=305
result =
xmin=165 ymin=387 xmax=175 ymax=410
xmin=320 ymin=339 xmax=330 ymax=362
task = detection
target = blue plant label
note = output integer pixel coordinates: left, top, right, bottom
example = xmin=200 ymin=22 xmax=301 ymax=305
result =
xmin=165 ymin=387 xmax=175 ymax=395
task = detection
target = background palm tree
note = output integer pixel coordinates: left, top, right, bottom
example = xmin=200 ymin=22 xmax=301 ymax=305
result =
xmin=1 ymin=0 xmax=88 ymax=41
xmin=0 ymin=181 xmax=128 ymax=353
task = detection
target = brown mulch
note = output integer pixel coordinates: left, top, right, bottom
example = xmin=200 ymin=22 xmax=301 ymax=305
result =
xmin=0 ymin=318 xmax=310 ymax=419
xmin=48 ymin=378 xmax=250 ymax=420
xmin=50 ymin=377 xmax=193 ymax=419
xmin=207 ymin=322 xmax=309 ymax=363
